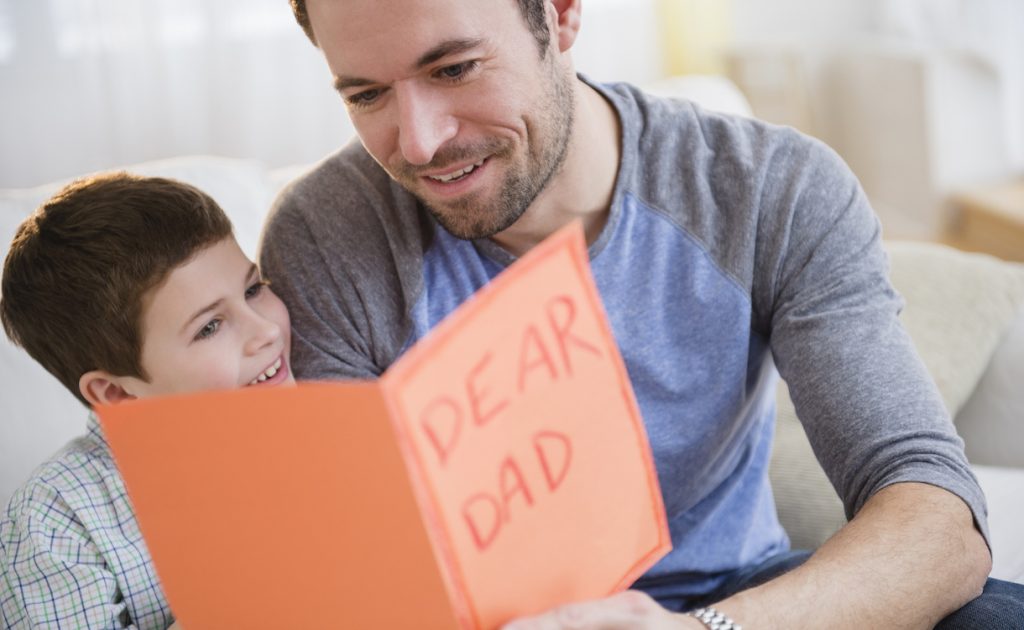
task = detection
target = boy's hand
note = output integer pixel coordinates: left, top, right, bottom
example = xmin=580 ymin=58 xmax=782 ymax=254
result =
xmin=168 ymin=622 xmax=184 ymax=630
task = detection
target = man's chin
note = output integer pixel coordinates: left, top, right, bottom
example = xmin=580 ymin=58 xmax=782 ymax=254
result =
xmin=431 ymin=213 xmax=509 ymax=241
xmin=396 ymin=167 xmax=532 ymax=240
xmin=424 ymin=201 xmax=527 ymax=241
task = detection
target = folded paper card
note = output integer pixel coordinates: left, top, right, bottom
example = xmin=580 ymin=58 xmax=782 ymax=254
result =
xmin=98 ymin=221 xmax=671 ymax=630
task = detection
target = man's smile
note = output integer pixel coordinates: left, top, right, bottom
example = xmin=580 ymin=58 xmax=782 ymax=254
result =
xmin=425 ymin=158 xmax=486 ymax=183
xmin=418 ymin=156 xmax=493 ymax=199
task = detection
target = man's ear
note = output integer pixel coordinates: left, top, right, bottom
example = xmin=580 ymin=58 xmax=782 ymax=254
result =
xmin=548 ymin=0 xmax=582 ymax=53
xmin=79 ymin=370 xmax=138 ymax=407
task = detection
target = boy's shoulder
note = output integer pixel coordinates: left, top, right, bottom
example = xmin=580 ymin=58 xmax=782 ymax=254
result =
xmin=3 ymin=421 xmax=123 ymax=534
xmin=1 ymin=420 xmax=171 ymax=630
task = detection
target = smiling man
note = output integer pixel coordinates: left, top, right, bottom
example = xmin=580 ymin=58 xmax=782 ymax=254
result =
xmin=260 ymin=0 xmax=1024 ymax=627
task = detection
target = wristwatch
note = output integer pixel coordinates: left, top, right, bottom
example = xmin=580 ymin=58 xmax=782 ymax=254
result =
xmin=687 ymin=606 xmax=742 ymax=630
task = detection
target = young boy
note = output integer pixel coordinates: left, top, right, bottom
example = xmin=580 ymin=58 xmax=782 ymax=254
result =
xmin=0 ymin=172 xmax=294 ymax=629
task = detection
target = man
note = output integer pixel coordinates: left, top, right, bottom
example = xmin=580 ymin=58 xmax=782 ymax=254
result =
xmin=261 ymin=0 xmax=1024 ymax=627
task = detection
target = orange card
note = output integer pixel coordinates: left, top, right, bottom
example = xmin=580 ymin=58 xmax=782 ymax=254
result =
xmin=98 ymin=221 xmax=670 ymax=630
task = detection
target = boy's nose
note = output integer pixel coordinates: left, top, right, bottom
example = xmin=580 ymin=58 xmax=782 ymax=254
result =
xmin=395 ymin=83 xmax=458 ymax=166
xmin=244 ymin=310 xmax=282 ymax=355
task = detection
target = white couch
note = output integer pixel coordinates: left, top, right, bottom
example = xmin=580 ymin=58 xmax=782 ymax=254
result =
xmin=2 ymin=83 xmax=1023 ymax=587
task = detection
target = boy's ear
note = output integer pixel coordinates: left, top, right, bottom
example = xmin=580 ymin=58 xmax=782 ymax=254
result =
xmin=548 ymin=0 xmax=582 ymax=53
xmin=79 ymin=370 xmax=138 ymax=406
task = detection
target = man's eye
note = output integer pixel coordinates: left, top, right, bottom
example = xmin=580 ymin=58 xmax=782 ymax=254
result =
xmin=195 ymin=319 xmax=221 ymax=341
xmin=437 ymin=61 xmax=478 ymax=82
xmin=347 ymin=88 xmax=383 ymax=107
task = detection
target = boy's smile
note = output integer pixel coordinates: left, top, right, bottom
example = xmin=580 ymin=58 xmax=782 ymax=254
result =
xmin=115 ymin=236 xmax=295 ymax=398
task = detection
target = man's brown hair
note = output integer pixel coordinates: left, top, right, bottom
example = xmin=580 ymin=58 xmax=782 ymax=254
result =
xmin=0 ymin=172 xmax=233 ymax=406
xmin=289 ymin=0 xmax=551 ymax=55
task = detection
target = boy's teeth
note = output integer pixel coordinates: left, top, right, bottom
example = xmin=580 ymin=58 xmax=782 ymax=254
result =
xmin=249 ymin=357 xmax=283 ymax=385
xmin=429 ymin=159 xmax=484 ymax=183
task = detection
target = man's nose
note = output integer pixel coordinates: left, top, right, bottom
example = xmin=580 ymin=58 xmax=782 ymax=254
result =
xmin=395 ymin=82 xmax=458 ymax=166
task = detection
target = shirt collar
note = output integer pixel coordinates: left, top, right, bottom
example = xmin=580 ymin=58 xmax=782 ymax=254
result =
xmin=86 ymin=411 xmax=112 ymax=453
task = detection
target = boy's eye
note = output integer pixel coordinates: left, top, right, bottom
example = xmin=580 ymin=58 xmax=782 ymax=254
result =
xmin=245 ymin=280 xmax=269 ymax=299
xmin=195 ymin=319 xmax=221 ymax=341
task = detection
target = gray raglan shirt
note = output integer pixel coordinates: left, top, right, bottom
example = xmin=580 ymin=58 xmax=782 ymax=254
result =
xmin=259 ymin=76 xmax=987 ymax=599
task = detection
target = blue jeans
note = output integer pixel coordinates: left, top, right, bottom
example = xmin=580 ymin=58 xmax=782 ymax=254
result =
xmin=638 ymin=550 xmax=1024 ymax=628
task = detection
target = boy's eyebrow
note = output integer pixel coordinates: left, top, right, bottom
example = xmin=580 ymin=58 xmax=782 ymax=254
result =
xmin=182 ymin=299 xmax=224 ymax=335
xmin=181 ymin=265 xmax=260 ymax=335
xmin=333 ymin=37 xmax=484 ymax=92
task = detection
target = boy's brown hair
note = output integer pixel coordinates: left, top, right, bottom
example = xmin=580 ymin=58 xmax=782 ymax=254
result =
xmin=1 ymin=172 xmax=233 ymax=406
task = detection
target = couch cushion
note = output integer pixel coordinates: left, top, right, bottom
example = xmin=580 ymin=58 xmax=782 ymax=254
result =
xmin=974 ymin=465 xmax=1024 ymax=584
xmin=771 ymin=241 xmax=1024 ymax=552
xmin=886 ymin=242 xmax=1024 ymax=416
xmin=956 ymin=305 xmax=1024 ymax=468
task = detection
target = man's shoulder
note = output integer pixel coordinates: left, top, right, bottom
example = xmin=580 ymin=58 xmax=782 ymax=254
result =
xmin=278 ymin=141 xmax=389 ymax=202
xmin=597 ymin=78 xmax=825 ymax=171
xmin=600 ymin=78 xmax=852 ymax=224
xmin=262 ymin=140 xmax=428 ymax=258
xmin=270 ymin=141 xmax=413 ymax=222
xmin=258 ymin=141 xmax=433 ymax=378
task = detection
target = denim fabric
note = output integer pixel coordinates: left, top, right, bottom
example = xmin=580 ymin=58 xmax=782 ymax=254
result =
xmin=936 ymin=578 xmax=1024 ymax=629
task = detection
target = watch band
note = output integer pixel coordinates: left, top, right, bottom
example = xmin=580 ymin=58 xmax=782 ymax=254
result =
xmin=687 ymin=606 xmax=742 ymax=630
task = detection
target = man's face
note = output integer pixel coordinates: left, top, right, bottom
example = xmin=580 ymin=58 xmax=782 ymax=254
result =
xmin=120 ymin=237 xmax=295 ymax=398
xmin=309 ymin=0 xmax=575 ymax=239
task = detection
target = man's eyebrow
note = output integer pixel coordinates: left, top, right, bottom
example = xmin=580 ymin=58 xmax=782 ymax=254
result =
xmin=415 ymin=38 xmax=484 ymax=69
xmin=334 ymin=75 xmax=374 ymax=92
xmin=333 ymin=38 xmax=485 ymax=92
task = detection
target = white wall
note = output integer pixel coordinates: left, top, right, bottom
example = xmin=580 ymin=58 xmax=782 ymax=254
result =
xmin=732 ymin=0 xmax=872 ymax=47
xmin=0 ymin=0 xmax=665 ymax=191
xmin=0 ymin=0 xmax=670 ymax=507
xmin=1 ymin=0 xmax=1021 ymax=503
xmin=726 ymin=0 xmax=1024 ymax=238
xmin=574 ymin=0 xmax=665 ymax=85
xmin=0 ymin=0 xmax=350 ymax=189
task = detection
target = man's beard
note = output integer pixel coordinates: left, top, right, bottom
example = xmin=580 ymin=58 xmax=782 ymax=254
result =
xmin=390 ymin=64 xmax=576 ymax=240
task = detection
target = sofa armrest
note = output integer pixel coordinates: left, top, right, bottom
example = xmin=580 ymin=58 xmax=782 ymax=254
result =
xmin=955 ymin=305 xmax=1024 ymax=468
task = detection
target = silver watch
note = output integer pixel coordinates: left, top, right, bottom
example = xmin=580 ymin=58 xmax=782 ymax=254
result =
xmin=687 ymin=606 xmax=742 ymax=630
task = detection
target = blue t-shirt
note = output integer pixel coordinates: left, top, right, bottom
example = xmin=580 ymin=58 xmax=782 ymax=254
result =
xmin=260 ymin=76 xmax=987 ymax=602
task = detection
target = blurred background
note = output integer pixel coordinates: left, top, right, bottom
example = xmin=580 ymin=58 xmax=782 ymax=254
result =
xmin=1 ymin=0 xmax=1022 ymax=247
xmin=1 ymin=0 xmax=1024 ymax=515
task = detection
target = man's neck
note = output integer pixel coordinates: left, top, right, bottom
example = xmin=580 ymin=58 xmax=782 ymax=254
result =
xmin=490 ymin=78 xmax=621 ymax=257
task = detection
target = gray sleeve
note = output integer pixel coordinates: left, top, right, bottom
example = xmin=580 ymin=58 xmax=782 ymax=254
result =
xmin=753 ymin=134 xmax=989 ymax=543
xmin=257 ymin=149 xmax=428 ymax=382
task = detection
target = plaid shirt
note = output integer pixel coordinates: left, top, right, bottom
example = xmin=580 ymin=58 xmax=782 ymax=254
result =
xmin=1 ymin=415 xmax=173 ymax=629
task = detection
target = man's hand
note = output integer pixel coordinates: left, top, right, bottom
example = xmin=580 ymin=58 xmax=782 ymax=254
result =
xmin=501 ymin=591 xmax=704 ymax=630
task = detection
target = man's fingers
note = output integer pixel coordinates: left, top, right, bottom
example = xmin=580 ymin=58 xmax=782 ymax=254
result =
xmin=502 ymin=591 xmax=666 ymax=630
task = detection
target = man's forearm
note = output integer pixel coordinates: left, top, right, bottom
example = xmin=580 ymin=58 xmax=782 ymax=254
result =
xmin=713 ymin=482 xmax=991 ymax=629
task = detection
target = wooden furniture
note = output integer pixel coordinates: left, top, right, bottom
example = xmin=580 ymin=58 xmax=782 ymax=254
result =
xmin=947 ymin=180 xmax=1024 ymax=262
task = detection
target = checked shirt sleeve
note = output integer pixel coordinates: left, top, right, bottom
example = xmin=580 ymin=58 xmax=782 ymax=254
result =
xmin=1 ymin=479 xmax=137 ymax=629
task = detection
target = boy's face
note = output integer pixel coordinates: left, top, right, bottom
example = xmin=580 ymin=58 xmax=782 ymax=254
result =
xmin=118 ymin=237 xmax=294 ymax=398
